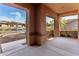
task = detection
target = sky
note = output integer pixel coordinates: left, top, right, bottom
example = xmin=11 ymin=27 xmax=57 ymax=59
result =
xmin=62 ymin=15 xmax=78 ymax=20
xmin=0 ymin=4 xmax=26 ymax=24
xmin=46 ymin=15 xmax=78 ymax=24
xmin=46 ymin=16 xmax=54 ymax=24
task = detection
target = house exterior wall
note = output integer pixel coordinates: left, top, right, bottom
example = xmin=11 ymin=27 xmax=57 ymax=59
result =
xmin=0 ymin=23 xmax=25 ymax=31
xmin=65 ymin=20 xmax=78 ymax=30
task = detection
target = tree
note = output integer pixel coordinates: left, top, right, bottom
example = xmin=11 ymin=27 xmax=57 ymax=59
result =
xmin=60 ymin=18 xmax=67 ymax=30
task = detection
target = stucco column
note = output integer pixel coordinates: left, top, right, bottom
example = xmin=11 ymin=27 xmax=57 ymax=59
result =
xmin=33 ymin=4 xmax=47 ymax=45
xmin=54 ymin=14 xmax=60 ymax=37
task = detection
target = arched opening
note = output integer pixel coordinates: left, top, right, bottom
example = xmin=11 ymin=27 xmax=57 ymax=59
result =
xmin=46 ymin=16 xmax=54 ymax=40
xmin=59 ymin=15 xmax=78 ymax=39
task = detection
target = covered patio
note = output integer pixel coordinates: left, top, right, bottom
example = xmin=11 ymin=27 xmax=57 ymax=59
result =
xmin=0 ymin=3 xmax=79 ymax=56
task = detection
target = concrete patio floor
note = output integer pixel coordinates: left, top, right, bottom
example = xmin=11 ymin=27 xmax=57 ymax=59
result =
xmin=0 ymin=37 xmax=79 ymax=56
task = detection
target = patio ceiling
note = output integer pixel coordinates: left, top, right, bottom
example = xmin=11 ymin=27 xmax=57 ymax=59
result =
xmin=44 ymin=3 xmax=79 ymax=14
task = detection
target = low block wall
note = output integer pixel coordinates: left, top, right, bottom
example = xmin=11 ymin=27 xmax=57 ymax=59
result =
xmin=46 ymin=31 xmax=78 ymax=39
xmin=60 ymin=31 xmax=78 ymax=39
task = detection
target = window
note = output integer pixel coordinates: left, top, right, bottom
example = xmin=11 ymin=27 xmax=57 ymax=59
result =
xmin=0 ymin=25 xmax=2 ymax=27
xmin=10 ymin=24 xmax=14 ymax=27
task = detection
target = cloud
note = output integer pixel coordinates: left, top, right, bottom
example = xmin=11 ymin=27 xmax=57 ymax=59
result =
xmin=0 ymin=16 xmax=25 ymax=24
xmin=0 ymin=16 xmax=13 ymax=22
xmin=11 ymin=12 xmax=21 ymax=19
xmin=62 ymin=15 xmax=78 ymax=20
xmin=11 ymin=11 xmax=25 ymax=23
xmin=0 ymin=11 xmax=26 ymax=24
